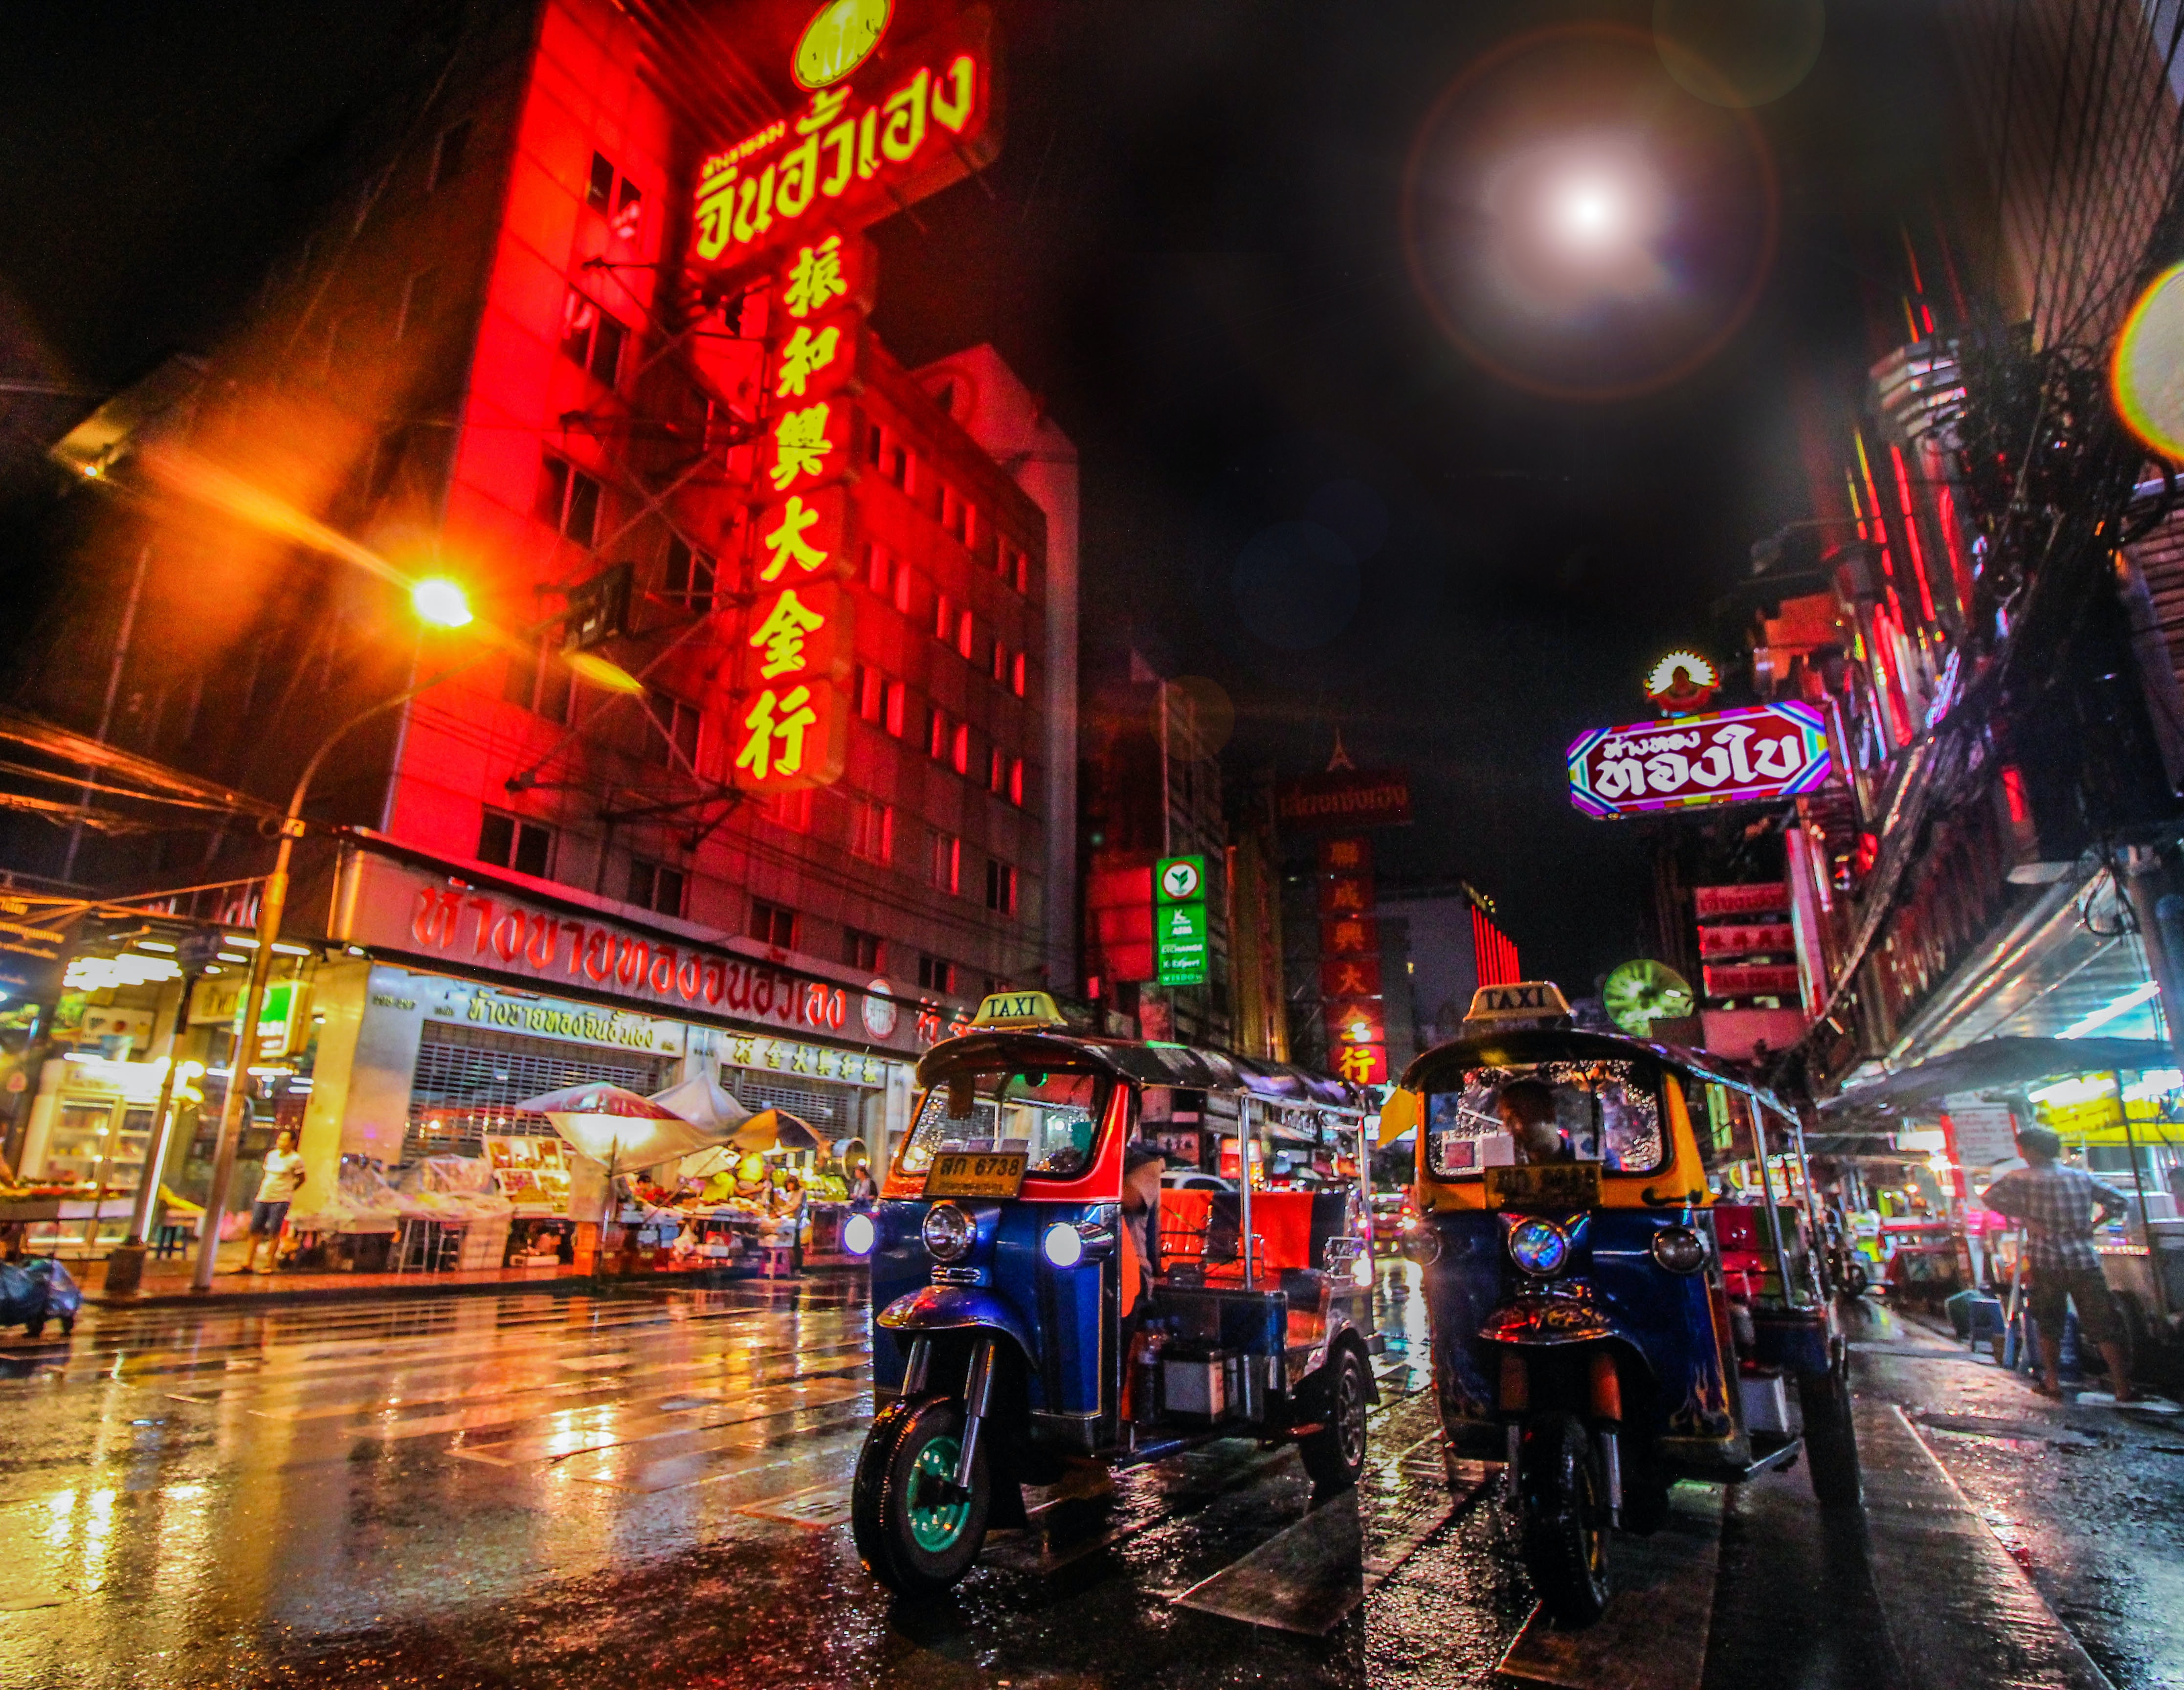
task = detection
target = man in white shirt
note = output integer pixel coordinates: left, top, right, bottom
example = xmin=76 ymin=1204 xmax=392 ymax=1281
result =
xmin=243 ymin=1129 xmax=307 ymax=1275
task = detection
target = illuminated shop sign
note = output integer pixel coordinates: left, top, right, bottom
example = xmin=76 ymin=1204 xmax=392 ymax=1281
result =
xmin=332 ymin=853 xmax=946 ymax=1051
xmin=1276 ymin=768 xmax=1414 ymax=832
xmin=1566 ymin=702 xmax=1831 ymax=820
xmin=692 ymin=11 xmax=997 ymax=278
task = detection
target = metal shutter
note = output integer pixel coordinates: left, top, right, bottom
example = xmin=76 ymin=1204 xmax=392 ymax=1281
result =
xmin=732 ymin=1076 xmax=853 ymax=1138
xmin=404 ymin=1022 xmax=678 ymax=1163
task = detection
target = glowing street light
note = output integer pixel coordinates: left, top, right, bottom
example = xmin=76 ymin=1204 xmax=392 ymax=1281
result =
xmin=410 ymin=577 xmax=473 ymax=629
xmin=1552 ymin=179 xmax=1622 ymax=248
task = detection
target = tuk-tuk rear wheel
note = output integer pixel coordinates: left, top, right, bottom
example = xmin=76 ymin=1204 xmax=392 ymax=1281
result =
xmin=1518 ymin=1411 xmax=1611 ymax=1627
xmin=1299 ymin=1346 xmax=1371 ymax=1494
xmin=850 ymin=1395 xmax=991 ymax=1596
xmin=1798 ymin=1354 xmax=1861 ymax=1509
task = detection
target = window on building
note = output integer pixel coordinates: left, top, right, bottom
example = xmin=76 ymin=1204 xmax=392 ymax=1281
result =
xmin=985 ymin=858 xmax=1018 ymax=916
xmin=851 ymin=797 xmax=894 ymax=863
xmin=991 ymin=642 xmax=1009 ymax=684
xmin=956 ymin=609 xmax=975 ymax=661
xmin=503 ymin=640 xmax=574 ymax=723
xmin=587 ymin=151 xmax=617 ymax=211
xmin=627 ymin=859 xmax=686 ymax=916
xmin=941 ymin=485 xmax=978 ymax=546
xmin=536 ymin=455 xmax=602 ymax=546
xmin=560 ymin=290 xmax=627 ymax=387
xmin=759 ymin=788 xmax=811 ymax=831
xmin=478 ymin=809 xmax=553 ymax=878
xmin=429 ymin=118 xmax=472 ymax=192
xmin=648 ymin=691 xmax=701 ymax=767
xmin=1009 ymin=756 xmax=1026 ymax=807
xmin=929 ymin=830 xmax=961 ymax=894
xmin=987 ymin=746 xmax=1006 ymax=794
xmin=951 ymin=721 xmax=971 ymax=777
xmin=662 ymin=536 xmax=715 ymax=613
xmin=612 ymin=175 xmax=643 ymax=240
xmin=928 ymin=706 xmax=949 ymax=761
xmin=845 ymin=928 xmax=885 ymax=972
xmin=864 ymin=542 xmax=892 ymax=596
xmin=854 ymin=665 xmax=884 ymax=722
xmin=750 ymin=898 xmax=797 ymax=950
xmin=917 ymin=954 xmax=955 ymax=995
xmin=884 ymin=679 xmax=907 ymax=738
xmin=933 ymin=592 xmax=952 ymax=644
xmin=1011 ymin=650 xmax=1027 ymax=697
xmin=893 ymin=563 xmax=914 ymax=615
xmin=1002 ymin=545 xmax=1031 ymax=596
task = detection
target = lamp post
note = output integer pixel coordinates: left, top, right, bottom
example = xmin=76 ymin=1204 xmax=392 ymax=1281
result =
xmin=190 ymin=579 xmax=476 ymax=1291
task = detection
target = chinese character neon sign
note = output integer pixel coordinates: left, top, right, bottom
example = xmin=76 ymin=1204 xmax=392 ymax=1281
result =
xmin=693 ymin=14 xmax=997 ymax=277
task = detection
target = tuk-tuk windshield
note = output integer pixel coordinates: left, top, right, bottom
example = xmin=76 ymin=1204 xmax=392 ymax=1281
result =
xmin=1426 ymin=1059 xmax=1666 ymax=1178
xmin=899 ymin=1068 xmax=1112 ymax=1180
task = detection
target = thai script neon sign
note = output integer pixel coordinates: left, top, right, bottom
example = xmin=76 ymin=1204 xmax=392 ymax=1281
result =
xmin=1567 ymin=702 xmax=1832 ymax=819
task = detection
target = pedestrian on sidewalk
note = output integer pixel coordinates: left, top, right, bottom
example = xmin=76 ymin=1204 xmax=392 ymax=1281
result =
xmin=1979 ymin=1126 xmax=2139 ymax=1402
xmin=241 ymin=1129 xmax=306 ymax=1276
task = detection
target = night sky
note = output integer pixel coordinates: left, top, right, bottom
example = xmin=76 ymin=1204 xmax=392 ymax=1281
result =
xmin=0 ymin=0 xmax=1940 ymax=995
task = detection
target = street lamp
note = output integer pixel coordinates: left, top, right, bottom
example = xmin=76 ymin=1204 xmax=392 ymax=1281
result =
xmin=187 ymin=584 xmax=640 ymax=1290
xmin=410 ymin=577 xmax=473 ymax=629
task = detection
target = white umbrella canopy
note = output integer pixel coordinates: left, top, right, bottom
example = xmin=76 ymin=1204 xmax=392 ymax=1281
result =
xmin=513 ymin=1081 xmax=717 ymax=1173
xmin=649 ymin=1072 xmax=752 ymax=1133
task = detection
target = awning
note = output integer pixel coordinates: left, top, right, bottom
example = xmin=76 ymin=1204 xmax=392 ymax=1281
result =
xmin=1819 ymin=1035 xmax=2174 ymax=1136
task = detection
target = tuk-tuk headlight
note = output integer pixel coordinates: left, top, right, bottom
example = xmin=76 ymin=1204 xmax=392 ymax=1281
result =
xmin=1651 ymin=1225 xmax=1707 ymax=1275
xmin=841 ymin=1212 xmax=876 ymax=1257
xmin=1042 ymin=1222 xmax=1085 ymax=1268
xmin=1399 ymin=1222 xmax=1441 ymax=1265
xmin=921 ymin=1202 xmax=975 ymax=1263
xmin=1508 ymin=1217 xmax=1570 ymax=1278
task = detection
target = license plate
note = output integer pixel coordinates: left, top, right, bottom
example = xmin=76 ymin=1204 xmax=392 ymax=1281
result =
xmin=1485 ymin=1161 xmax=1603 ymax=1210
xmin=924 ymin=1151 xmax=1028 ymax=1199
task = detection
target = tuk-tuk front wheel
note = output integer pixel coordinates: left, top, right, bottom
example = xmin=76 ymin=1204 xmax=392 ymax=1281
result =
xmin=1518 ymin=1411 xmax=1610 ymax=1627
xmin=1299 ymin=1346 xmax=1371 ymax=1494
xmin=850 ymin=1395 xmax=991 ymax=1595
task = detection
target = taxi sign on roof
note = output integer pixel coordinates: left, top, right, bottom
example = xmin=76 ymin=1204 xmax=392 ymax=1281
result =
xmin=1463 ymin=981 xmax=1572 ymax=1028
xmin=971 ymin=990 xmax=1067 ymax=1030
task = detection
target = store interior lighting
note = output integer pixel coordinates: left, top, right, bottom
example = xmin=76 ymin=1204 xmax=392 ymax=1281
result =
xmin=65 ymin=953 xmax=183 ymax=989
xmin=2059 ymin=980 xmax=2162 ymax=1039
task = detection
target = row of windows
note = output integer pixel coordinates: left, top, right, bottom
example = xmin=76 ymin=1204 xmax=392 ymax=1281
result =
xmin=849 ymin=666 xmax=1029 ymax=803
xmin=478 ymin=780 xmax=1022 ymax=913
xmin=863 ymin=544 xmax=1030 ymax=696
xmin=864 ymin=423 xmax=1036 ymax=598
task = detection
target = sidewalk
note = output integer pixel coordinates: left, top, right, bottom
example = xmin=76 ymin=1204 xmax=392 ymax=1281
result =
xmin=77 ymin=1251 xmax=836 ymax=1308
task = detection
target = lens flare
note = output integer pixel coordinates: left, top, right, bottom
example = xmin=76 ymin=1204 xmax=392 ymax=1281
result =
xmin=1402 ymin=24 xmax=1779 ymax=401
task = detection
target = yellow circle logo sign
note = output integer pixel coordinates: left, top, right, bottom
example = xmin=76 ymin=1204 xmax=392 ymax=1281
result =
xmin=794 ymin=0 xmax=891 ymax=90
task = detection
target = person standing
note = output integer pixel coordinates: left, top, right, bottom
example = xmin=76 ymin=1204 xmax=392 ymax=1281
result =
xmin=242 ymin=1128 xmax=306 ymax=1276
xmin=1980 ymin=1126 xmax=2139 ymax=1402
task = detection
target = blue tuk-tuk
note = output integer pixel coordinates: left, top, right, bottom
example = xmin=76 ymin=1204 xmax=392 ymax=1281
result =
xmin=847 ymin=991 xmax=1380 ymax=1595
xmin=1388 ymin=983 xmax=1858 ymax=1626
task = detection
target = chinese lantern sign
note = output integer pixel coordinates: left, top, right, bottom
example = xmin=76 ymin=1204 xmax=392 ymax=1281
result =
xmin=1566 ymin=701 xmax=1832 ymax=820
xmin=691 ymin=10 xmax=999 ymax=281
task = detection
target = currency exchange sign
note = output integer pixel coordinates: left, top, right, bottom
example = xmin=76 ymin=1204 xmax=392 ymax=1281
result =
xmin=1566 ymin=702 xmax=1831 ymax=820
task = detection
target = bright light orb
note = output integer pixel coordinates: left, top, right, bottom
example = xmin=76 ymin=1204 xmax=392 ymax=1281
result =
xmin=1555 ymin=181 xmax=1621 ymax=245
xmin=410 ymin=577 xmax=474 ymax=628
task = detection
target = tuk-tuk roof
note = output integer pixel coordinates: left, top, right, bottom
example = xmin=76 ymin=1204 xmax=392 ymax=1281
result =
xmin=1400 ymin=1025 xmax=1784 ymax=1114
xmin=916 ymin=1028 xmax=1365 ymax=1111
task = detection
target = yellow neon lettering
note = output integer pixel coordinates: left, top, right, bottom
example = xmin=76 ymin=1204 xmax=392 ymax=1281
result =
xmin=748 ymin=588 xmax=827 ymax=680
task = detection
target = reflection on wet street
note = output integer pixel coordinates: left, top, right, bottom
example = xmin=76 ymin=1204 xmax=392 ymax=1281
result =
xmin=0 ymin=1270 xmax=2175 ymax=1689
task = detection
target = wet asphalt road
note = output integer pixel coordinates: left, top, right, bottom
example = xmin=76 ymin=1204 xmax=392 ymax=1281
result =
xmin=0 ymin=1269 xmax=2173 ymax=1690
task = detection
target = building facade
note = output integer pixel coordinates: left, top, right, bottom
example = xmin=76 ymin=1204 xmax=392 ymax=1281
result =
xmin=12 ymin=0 xmax=1074 ymax=1204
